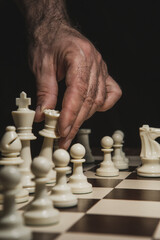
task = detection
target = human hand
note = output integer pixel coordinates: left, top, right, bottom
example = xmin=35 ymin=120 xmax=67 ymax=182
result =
xmin=29 ymin=24 xmax=122 ymax=149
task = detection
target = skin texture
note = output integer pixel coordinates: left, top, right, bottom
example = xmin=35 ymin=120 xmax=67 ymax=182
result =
xmin=15 ymin=0 xmax=122 ymax=149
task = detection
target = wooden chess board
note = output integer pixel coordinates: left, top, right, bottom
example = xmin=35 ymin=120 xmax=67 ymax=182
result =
xmin=10 ymin=156 xmax=160 ymax=240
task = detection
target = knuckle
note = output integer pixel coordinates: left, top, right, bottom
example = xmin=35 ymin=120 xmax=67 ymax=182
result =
xmin=95 ymin=97 xmax=104 ymax=107
xmin=96 ymin=52 xmax=102 ymax=63
xmin=115 ymin=86 xmax=122 ymax=99
xmin=72 ymin=54 xmax=83 ymax=65
xmin=95 ymin=87 xmax=106 ymax=107
xmin=82 ymin=41 xmax=93 ymax=56
xmin=88 ymin=84 xmax=97 ymax=97
xmin=77 ymin=82 xmax=88 ymax=98
xmin=37 ymin=87 xmax=49 ymax=97
xmin=37 ymin=86 xmax=57 ymax=99
xmin=85 ymin=96 xmax=94 ymax=106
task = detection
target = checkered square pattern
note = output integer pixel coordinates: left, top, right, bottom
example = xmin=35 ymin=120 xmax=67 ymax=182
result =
xmin=3 ymin=156 xmax=160 ymax=240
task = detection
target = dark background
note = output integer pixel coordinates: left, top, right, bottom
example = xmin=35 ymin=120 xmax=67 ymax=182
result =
xmin=0 ymin=0 xmax=160 ymax=155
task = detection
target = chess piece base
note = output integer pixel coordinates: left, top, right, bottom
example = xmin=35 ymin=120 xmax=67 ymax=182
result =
xmin=0 ymin=157 xmax=23 ymax=165
xmin=24 ymin=208 xmax=59 ymax=226
xmin=51 ymin=195 xmax=78 ymax=208
xmin=137 ymin=158 xmax=160 ymax=177
xmin=68 ymin=177 xmax=92 ymax=194
xmin=51 ymin=186 xmax=78 ymax=208
xmin=124 ymin=156 xmax=129 ymax=164
xmin=113 ymin=159 xmax=128 ymax=170
xmin=96 ymin=166 xmax=119 ymax=177
xmin=0 ymin=226 xmax=32 ymax=240
xmin=0 ymin=189 xmax=29 ymax=204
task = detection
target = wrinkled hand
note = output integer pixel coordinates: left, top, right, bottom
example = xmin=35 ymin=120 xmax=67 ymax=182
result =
xmin=29 ymin=25 xmax=122 ymax=149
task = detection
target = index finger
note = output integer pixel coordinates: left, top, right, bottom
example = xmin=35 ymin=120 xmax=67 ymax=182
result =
xmin=98 ymin=75 xmax=122 ymax=111
xmin=58 ymin=63 xmax=90 ymax=137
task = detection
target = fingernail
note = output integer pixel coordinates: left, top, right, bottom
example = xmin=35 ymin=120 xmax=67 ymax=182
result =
xmin=63 ymin=125 xmax=71 ymax=137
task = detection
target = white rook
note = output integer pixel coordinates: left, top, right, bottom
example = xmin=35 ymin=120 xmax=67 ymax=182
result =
xmin=39 ymin=109 xmax=60 ymax=186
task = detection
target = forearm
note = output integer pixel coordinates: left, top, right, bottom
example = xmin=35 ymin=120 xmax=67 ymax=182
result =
xmin=14 ymin=0 xmax=71 ymax=46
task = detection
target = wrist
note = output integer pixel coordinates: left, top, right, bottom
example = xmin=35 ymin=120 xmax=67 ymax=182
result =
xmin=16 ymin=0 xmax=71 ymax=46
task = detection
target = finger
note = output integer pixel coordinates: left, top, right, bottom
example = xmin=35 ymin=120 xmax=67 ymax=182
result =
xmin=59 ymin=62 xmax=99 ymax=149
xmin=34 ymin=55 xmax=58 ymax=122
xmin=59 ymin=137 xmax=72 ymax=150
xmin=98 ymin=75 xmax=122 ymax=112
xmin=59 ymin=92 xmax=94 ymax=149
xmin=59 ymin=75 xmax=122 ymax=149
xmin=86 ymin=61 xmax=107 ymax=119
xmin=58 ymin=61 xmax=91 ymax=137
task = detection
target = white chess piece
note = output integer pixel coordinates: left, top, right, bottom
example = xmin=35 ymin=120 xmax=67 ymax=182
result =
xmin=24 ymin=156 xmax=59 ymax=225
xmin=12 ymin=92 xmax=36 ymax=193
xmin=39 ymin=109 xmax=60 ymax=186
xmin=52 ymin=138 xmax=72 ymax=175
xmin=68 ymin=143 xmax=92 ymax=194
xmin=76 ymin=129 xmax=95 ymax=163
xmin=112 ymin=132 xmax=128 ymax=170
xmin=114 ymin=130 xmax=129 ymax=164
xmin=96 ymin=136 xmax=119 ymax=177
xmin=0 ymin=126 xmax=29 ymax=204
xmin=0 ymin=166 xmax=32 ymax=240
xmin=137 ymin=125 xmax=160 ymax=177
xmin=50 ymin=149 xmax=78 ymax=208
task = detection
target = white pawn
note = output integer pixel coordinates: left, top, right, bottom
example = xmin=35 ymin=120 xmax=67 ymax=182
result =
xmin=96 ymin=136 xmax=119 ymax=177
xmin=50 ymin=149 xmax=77 ymax=208
xmin=0 ymin=166 xmax=32 ymax=240
xmin=112 ymin=132 xmax=128 ymax=170
xmin=68 ymin=143 xmax=92 ymax=194
xmin=114 ymin=130 xmax=129 ymax=164
xmin=24 ymin=156 xmax=59 ymax=225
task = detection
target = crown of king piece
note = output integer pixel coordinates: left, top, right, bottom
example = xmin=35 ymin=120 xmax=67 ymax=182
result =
xmin=16 ymin=92 xmax=31 ymax=109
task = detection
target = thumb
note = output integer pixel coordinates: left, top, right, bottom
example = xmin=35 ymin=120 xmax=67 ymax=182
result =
xmin=34 ymin=65 xmax=58 ymax=122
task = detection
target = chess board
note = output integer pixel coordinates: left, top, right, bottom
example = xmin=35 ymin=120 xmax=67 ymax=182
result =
xmin=17 ymin=156 xmax=160 ymax=240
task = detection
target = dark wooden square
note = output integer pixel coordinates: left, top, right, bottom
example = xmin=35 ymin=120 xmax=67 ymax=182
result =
xmin=127 ymin=172 xmax=160 ymax=180
xmin=104 ymin=188 xmax=160 ymax=201
xmin=68 ymin=214 xmax=158 ymax=236
xmin=33 ymin=232 xmax=59 ymax=240
xmin=88 ymin=178 xmax=122 ymax=188
xmin=60 ymin=199 xmax=99 ymax=212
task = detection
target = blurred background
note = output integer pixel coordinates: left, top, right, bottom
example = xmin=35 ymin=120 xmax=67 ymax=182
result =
xmin=0 ymin=0 xmax=160 ymax=156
